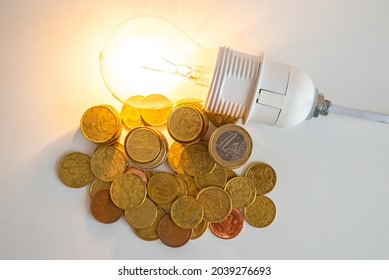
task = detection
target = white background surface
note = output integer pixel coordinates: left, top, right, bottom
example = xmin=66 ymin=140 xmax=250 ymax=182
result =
xmin=1 ymin=0 xmax=389 ymax=260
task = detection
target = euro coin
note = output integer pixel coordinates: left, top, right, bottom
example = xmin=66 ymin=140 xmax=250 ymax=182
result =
xmin=124 ymin=127 xmax=161 ymax=164
xmin=191 ymin=219 xmax=208 ymax=240
xmin=121 ymin=95 xmax=145 ymax=129
xmin=125 ymin=198 xmax=157 ymax=229
xmin=158 ymin=214 xmax=192 ymax=248
xmin=167 ymin=104 xmax=204 ymax=143
xmin=197 ymin=186 xmax=232 ymax=223
xmin=125 ymin=167 xmax=148 ymax=185
xmin=147 ymin=172 xmax=179 ymax=205
xmin=140 ymin=94 xmax=173 ymax=126
xmin=208 ymin=112 xmax=238 ymax=127
xmin=132 ymin=207 xmax=166 ymax=241
xmin=90 ymin=189 xmax=123 ymax=224
xmin=80 ymin=105 xmax=122 ymax=144
xmin=90 ymin=144 xmax=127 ymax=182
xmin=181 ymin=142 xmax=216 ymax=177
xmin=110 ymin=173 xmax=147 ymax=209
xmin=177 ymin=173 xmax=200 ymax=198
xmin=58 ymin=152 xmax=94 ymax=188
xmin=167 ymin=142 xmax=185 ymax=174
xmin=224 ymin=176 xmax=256 ymax=208
xmin=210 ymin=208 xmax=244 ymax=239
xmin=209 ymin=124 xmax=252 ymax=169
xmin=225 ymin=168 xmax=237 ymax=181
xmin=244 ymin=196 xmax=276 ymax=228
xmin=171 ymin=196 xmax=203 ymax=229
xmin=194 ymin=164 xmax=227 ymax=189
xmin=245 ymin=162 xmax=277 ymax=195
xmin=89 ymin=179 xmax=111 ymax=198
xmin=157 ymin=175 xmax=188 ymax=211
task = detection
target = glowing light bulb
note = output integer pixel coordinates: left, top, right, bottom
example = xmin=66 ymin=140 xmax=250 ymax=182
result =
xmin=100 ymin=16 xmax=389 ymax=127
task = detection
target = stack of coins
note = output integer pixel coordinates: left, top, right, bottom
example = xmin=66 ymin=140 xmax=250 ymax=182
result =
xmin=58 ymin=99 xmax=278 ymax=248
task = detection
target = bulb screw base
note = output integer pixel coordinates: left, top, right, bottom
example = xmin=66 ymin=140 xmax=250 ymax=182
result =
xmin=312 ymin=93 xmax=331 ymax=118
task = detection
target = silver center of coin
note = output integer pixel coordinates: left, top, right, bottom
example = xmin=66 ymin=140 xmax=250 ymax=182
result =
xmin=215 ymin=131 xmax=247 ymax=161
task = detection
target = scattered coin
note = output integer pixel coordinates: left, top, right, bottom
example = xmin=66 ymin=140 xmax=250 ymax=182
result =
xmin=171 ymin=196 xmax=204 ymax=229
xmin=244 ymin=196 xmax=276 ymax=228
xmin=89 ymin=179 xmax=111 ymax=198
xmin=110 ymin=173 xmax=147 ymax=209
xmin=147 ymin=172 xmax=179 ymax=205
xmin=167 ymin=142 xmax=185 ymax=174
xmin=125 ymin=198 xmax=158 ymax=229
xmin=209 ymin=124 xmax=252 ymax=169
xmin=208 ymin=112 xmax=238 ymax=127
xmin=132 ymin=207 xmax=166 ymax=241
xmin=210 ymin=208 xmax=244 ymax=239
xmin=90 ymin=189 xmax=123 ymax=224
xmin=224 ymin=176 xmax=256 ymax=208
xmin=158 ymin=214 xmax=192 ymax=248
xmin=245 ymin=162 xmax=277 ymax=195
xmin=121 ymin=95 xmax=146 ymax=129
xmin=58 ymin=152 xmax=94 ymax=188
xmin=197 ymin=186 xmax=232 ymax=223
xmin=181 ymin=142 xmax=216 ymax=177
xmin=191 ymin=219 xmax=209 ymax=240
xmin=125 ymin=127 xmax=161 ymax=163
xmin=195 ymin=164 xmax=227 ymax=189
xmin=140 ymin=94 xmax=173 ymax=126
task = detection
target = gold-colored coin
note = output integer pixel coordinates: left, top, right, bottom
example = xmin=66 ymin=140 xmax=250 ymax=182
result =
xmin=191 ymin=219 xmax=208 ymax=240
xmin=244 ymin=196 xmax=276 ymax=228
xmin=196 ymin=186 xmax=232 ymax=223
xmin=132 ymin=207 xmax=166 ymax=241
xmin=90 ymin=144 xmax=127 ymax=182
xmin=177 ymin=174 xmax=200 ymax=198
xmin=224 ymin=176 xmax=256 ymax=208
xmin=121 ymin=95 xmax=146 ymax=129
xmin=110 ymin=173 xmax=147 ymax=209
xmin=140 ymin=94 xmax=173 ymax=126
xmin=209 ymin=124 xmax=252 ymax=169
xmin=167 ymin=104 xmax=204 ymax=143
xmin=58 ymin=152 xmax=94 ymax=188
xmin=208 ymin=112 xmax=238 ymax=127
xmin=195 ymin=164 xmax=227 ymax=189
xmin=90 ymin=189 xmax=123 ymax=224
xmin=89 ymin=179 xmax=111 ymax=198
xmin=225 ymin=168 xmax=237 ymax=181
xmin=124 ymin=127 xmax=161 ymax=163
xmin=245 ymin=162 xmax=277 ymax=195
xmin=171 ymin=196 xmax=203 ymax=229
xmin=125 ymin=198 xmax=157 ymax=229
xmin=147 ymin=172 xmax=179 ymax=205
xmin=80 ymin=105 xmax=122 ymax=144
xmin=167 ymin=142 xmax=185 ymax=174
xmin=181 ymin=142 xmax=216 ymax=177
xmin=157 ymin=175 xmax=188 ymax=211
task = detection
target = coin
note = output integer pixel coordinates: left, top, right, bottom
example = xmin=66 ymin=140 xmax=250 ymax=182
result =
xmin=167 ymin=104 xmax=204 ymax=143
xmin=147 ymin=172 xmax=179 ymax=205
xmin=191 ymin=219 xmax=208 ymax=240
xmin=209 ymin=124 xmax=252 ymax=169
xmin=124 ymin=127 xmax=161 ymax=163
xmin=90 ymin=144 xmax=127 ymax=182
xmin=90 ymin=189 xmax=123 ymax=224
xmin=110 ymin=173 xmax=147 ymax=209
xmin=157 ymin=175 xmax=188 ymax=211
xmin=196 ymin=186 xmax=232 ymax=223
xmin=58 ymin=152 xmax=94 ymax=188
xmin=208 ymin=112 xmax=238 ymax=127
xmin=171 ymin=196 xmax=203 ymax=229
xmin=210 ymin=208 xmax=244 ymax=239
xmin=194 ymin=164 xmax=227 ymax=189
xmin=245 ymin=162 xmax=277 ymax=195
xmin=158 ymin=214 xmax=192 ymax=247
xmin=125 ymin=198 xmax=157 ymax=229
xmin=244 ymin=196 xmax=276 ymax=228
xmin=140 ymin=94 xmax=173 ymax=126
xmin=89 ymin=179 xmax=111 ymax=198
xmin=224 ymin=176 xmax=256 ymax=208
xmin=225 ymin=168 xmax=237 ymax=181
xmin=132 ymin=207 xmax=166 ymax=241
xmin=181 ymin=142 xmax=216 ymax=177
xmin=125 ymin=167 xmax=148 ymax=185
xmin=80 ymin=105 xmax=122 ymax=144
xmin=178 ymin=173 xmax=200 ymax=198
xmin=167 ymin=142 xmax=185 ymax=174
xmin=121 ymin=95 xmax=145 ymax=129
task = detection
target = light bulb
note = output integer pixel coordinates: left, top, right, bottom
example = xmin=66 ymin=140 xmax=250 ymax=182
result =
xmin=100 ymin=16 xmax=389 ymax=127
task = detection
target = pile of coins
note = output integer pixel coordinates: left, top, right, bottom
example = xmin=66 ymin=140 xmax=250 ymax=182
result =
xmin=58 ymin=95 xmax=277 ymax=247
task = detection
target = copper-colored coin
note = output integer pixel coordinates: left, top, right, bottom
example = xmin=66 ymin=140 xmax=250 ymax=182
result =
xmin=158 ymin=214 xmax=192 ymax=248
xmin=244 ymin=196 xmax=276 ymax=228
xmin=210 ymin=208 xmax=244 ymax=239
xmin=90 ymin=189 xmax=123 ymax=224
xmin=125 ymin=167 xmax=148 ymax=185
xmin=245 ymin=162 xmax=277 ymax=195
xmin=58 ymin=152 xmax=94 ymax=188
xmin=209 ymin=124 xmax=252 ymax=169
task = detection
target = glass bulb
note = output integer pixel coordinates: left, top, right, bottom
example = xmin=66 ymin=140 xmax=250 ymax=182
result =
xmin=100 ymin=15 xmax=216 ymax=109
